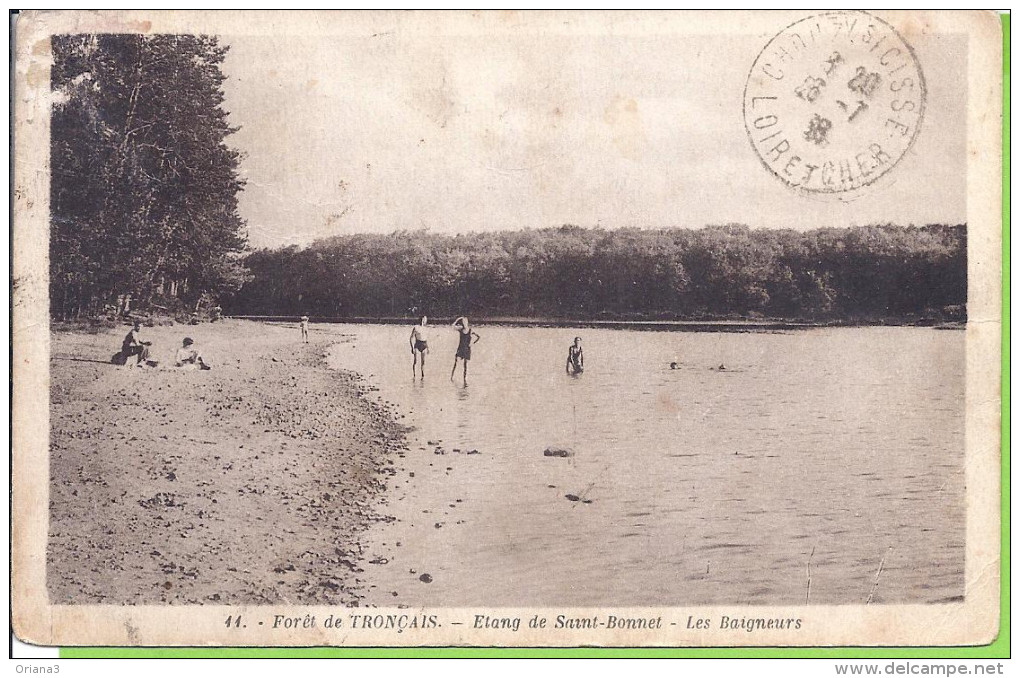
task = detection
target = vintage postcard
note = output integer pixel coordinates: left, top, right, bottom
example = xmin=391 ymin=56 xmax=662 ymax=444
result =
xmin=12 ymin=10 xmax=1003 ymax=647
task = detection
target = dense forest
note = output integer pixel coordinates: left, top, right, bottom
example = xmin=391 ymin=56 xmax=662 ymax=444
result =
xmin=50 ymin=34 xmax=247 ymax=320
xmin=229 ymin=224 xmax=966 ymax=323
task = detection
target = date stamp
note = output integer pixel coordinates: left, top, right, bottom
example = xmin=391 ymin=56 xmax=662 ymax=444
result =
xmin=743 ymin=11 xmax=926 ymax=193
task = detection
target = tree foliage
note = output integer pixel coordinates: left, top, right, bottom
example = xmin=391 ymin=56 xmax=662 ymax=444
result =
xmin=229 ymin=224 xmax=966 ymax=322
xmin=50 ymin=33 xmax=248 ymax=318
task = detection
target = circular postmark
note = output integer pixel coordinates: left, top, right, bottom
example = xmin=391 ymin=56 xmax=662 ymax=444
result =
xmin=743 ymin=11 xmax=926 ymax=194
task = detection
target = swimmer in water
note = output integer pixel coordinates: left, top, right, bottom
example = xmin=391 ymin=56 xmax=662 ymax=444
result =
xmin=451 ymin=317 xmax=480 ymax=385
xmin=566 ymin=336 xmax=584 ymax=374
xmin=409 ymin=315 xmax=429 ymax=379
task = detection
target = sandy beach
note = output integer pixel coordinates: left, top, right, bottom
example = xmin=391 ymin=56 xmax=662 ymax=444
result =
xmin=48 ymin=319 xmax=409 ymax=605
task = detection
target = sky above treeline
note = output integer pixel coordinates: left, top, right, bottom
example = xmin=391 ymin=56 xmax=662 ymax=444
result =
xmin=219 ymin=14 xmax=967 ymax=249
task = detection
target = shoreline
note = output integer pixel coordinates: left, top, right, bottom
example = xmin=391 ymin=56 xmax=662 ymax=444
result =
xmin=226 ymin=315 xmax=966 ymax=332
xmin=48 ymin=319 xmax=409 ymax=605
xmin=47 ymin=319 xmax=966 ymax=608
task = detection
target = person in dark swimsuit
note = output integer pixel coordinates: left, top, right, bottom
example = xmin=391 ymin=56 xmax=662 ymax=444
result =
xmin=450 ymin=316 xmax=480 ymax=385
xmin=409 ymin=315 xmax=430 ymax=379
xmin=566 ymin=336 xmax=584 ymax=374
xmin=121 ymin=321 xmax=152 ymax=367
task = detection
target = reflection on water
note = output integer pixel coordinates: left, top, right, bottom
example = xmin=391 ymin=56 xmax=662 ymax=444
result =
xmin=327 ymin=325 xmax=965 ymax=606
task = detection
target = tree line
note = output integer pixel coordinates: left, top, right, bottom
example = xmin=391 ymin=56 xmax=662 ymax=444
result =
xmin=228 ymin=224 xmax=966 ymax=322
xmin=50 ymin=34 xmax=248 ymax=320
xmin=46 ymin=36 xmax=964 ymax=324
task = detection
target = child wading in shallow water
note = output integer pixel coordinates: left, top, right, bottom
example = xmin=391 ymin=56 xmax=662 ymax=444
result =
xmin=409 ymin=315 xmax=430 ymax=380
xmin=451 ymin=317 xmax=480 ymax=385
xmin=566 ymin=336 xmax=584 ymax=374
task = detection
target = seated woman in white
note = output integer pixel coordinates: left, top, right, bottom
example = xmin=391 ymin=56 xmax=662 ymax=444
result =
xmin=175 ymin=337 xmax=210 ymax=370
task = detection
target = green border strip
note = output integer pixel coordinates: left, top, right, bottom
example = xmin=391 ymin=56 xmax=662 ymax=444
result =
xmin=58 ymin=15 xmax=1012 ymax=660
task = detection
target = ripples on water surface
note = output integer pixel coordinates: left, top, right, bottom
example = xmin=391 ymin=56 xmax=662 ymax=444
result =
xmin=326 ymin=325 xmax=964 ymax=606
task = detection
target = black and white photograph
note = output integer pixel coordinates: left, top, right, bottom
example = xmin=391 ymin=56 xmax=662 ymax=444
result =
xmin=12 ymin=10 xmax=1003 ymax=647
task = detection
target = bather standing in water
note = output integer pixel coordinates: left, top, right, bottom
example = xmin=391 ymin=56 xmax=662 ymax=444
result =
xmin=450 ymin=317 xmax=480 ymax=385
xmin=566 ymin=336 xmax=584 ymax=374
xmin=409 ymin=315 xmax=430 ymax=379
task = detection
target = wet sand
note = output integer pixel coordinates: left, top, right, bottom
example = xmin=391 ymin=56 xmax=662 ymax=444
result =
xmin=48 ymin=320 xmax=408 ymax=605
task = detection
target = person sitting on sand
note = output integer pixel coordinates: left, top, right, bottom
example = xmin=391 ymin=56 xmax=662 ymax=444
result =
xmin=121 ymin=321 xmax=152 ymax=368
xmin=174 ymin=337 xmax=210 ymax=370
xmin=566 ymin=336 xmax=584 ymax=374
xmin=300 ymin=315 xmax=309 ymax=343
xmin=451 ymin=317 xmax=480 ymax=385
xmin=409 ymin=315 xmax=430 ymax=379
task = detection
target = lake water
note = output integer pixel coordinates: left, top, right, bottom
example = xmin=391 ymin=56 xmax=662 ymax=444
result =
xmin=326 ymin=324 xmax=965 ymax=606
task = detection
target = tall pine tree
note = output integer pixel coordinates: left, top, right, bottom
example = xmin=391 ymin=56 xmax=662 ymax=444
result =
xmin=50 ymin=34 xmax=248 ymax=318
